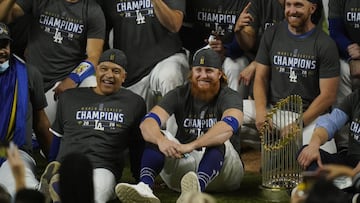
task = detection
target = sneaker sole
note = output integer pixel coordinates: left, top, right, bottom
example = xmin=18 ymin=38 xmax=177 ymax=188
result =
xmin=176 ymin=172 xmax=200 ymax=203
xmin=49 ymin=174 xmax=61 ymax=203
xmin=39 ymin=161 xmax=61 ymax=203
xmin=115 ymin=183 xmax=160 ymax=203
xmin=180 ymin=172 xmax=200 ymax=193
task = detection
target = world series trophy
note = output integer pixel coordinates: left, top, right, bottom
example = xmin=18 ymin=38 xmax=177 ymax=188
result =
xmin=259 ymin=95 xmax=303 ymax=202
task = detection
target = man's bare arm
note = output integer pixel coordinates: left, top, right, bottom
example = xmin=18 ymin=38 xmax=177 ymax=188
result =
xmin=151 ymin=0 xmax=183 ymax=33
xmin=0 ymin=0 xmax=24 ymax=23
xmin=303 ymin=77 xmax=339 ymax=126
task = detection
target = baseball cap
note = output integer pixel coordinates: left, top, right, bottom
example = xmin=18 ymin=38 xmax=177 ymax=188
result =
xmin=0 ymin=23 xmax=11 ymax=40
xmin=192 ymin=48 xmax=222 ymax=69
xmin=99 ymin=49 xmax=127 ymax=70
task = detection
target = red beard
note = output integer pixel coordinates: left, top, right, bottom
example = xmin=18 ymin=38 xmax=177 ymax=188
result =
xmin=190 ymin=79 xmax=220 ymax=102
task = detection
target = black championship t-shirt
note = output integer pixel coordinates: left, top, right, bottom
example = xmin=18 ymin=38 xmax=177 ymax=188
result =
xmin=51 ymin=87 xmax=146 ymax=178
xmin=335 ymin=89 xmax=360 ymax=158
xmin=180 ymin=0 xmax=248 ymax=56
xmin=101 ymin=0 xmax=185 ymax=87
xmin=158 ymin=83 xmax=243 ymax=144
xmin=329 ymin=0 xmax=360 ymax=58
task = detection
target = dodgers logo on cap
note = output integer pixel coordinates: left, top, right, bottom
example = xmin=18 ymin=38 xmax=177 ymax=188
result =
xmin=0 ymin=23 xmax=11 ymax=40
xmin=192 ymin=48 xmax=222 ymax=69
xmin=99 ymin=49 xmax=128 ymax=70
xmin=200 ymin=56 xmax=205 ymax=65
xmin=110 ymin=53 xmax=115 ymax=61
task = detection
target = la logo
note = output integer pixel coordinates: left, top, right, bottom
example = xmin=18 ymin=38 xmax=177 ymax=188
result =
xmin=200 ymin=56 xmax=205 ymax=65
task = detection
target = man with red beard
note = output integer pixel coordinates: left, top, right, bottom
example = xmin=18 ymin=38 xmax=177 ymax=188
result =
xmin=115 ymin=48 xmax=244 ymax=203
xmin=252 ymin=0 xmax=340 ymax=152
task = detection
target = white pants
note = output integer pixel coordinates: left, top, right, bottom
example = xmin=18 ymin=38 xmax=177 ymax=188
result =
xmin=93 ymin=168 xmax=116 ymax=203
xmin=223 ymin=56 xmax=249 ymax=95
xmin=0 ymin=150 xmax=38 ymax=197
xmin=159 ymin=131 xmax=244 ymax=192
xmin=243 ymin=99 xmax=337 ymax=153
xmin=45 ymin=76 xmax=97 ymax=124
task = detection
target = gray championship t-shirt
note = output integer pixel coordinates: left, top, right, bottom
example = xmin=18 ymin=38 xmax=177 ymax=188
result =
xmin=101 ymin=0 xmax=185 ymax=87
xmin=158 ymin=83 xmax=243 ymax=144
xmin=16 ymin=0 xmax=105 ymax=90
xmin=255 ymin=21 xmax=340 ymax=110
xmin=51 ymin=87 xmax=146 ymax=179
xmin=248 ymin=0 xmax=284 ymax=57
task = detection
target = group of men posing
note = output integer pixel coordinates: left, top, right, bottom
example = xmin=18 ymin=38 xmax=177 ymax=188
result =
xmin=0 ymin=0 xmax=360 ymax=202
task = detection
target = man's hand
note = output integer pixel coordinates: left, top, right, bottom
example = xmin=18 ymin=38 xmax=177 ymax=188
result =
xmin=280 ymin=121 xmax=301 ymax=138
xmin=255 ymin=109 xmax=267 ymax=131
xmin=319 ymin=164 xmax=354 ymax=180
xmin=207 ymin=35 xmax=226 ymax=59
xmin=353 ymin=161 xmax=360 ymax=175
xmin=297 ymin=145 xmax=322 ymax=170
xmin=348 ymin=43 xmax=360 ymax=60
xmin=7 ymin=143 xmax=25 ymax=190
xmin=53 ymin=77 xmax=77 ymax=100
xmin=234 ymin=2 xmax=253 ymax=32
xmin=158 ymin=138 xmax=182 ymax=159
xmin=239 ymin=61 xmax=256 ymax=86
xmin=176 ymin=142 xmax=196 ymax=155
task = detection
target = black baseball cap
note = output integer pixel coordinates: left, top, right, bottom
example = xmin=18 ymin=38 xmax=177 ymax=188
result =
xmin=99 ymin=49 xmax=127 ymax=70
xmin=0 ymin=23 xmax=11 ymax=41
xmin=192 ymin=48 xmax=222 ymax=69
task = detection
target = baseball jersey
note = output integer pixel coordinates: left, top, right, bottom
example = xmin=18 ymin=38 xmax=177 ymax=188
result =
xmin=100 ymin=0 xmax=185 ymax=87
xmin=51 ymin=87 xmax=146 ymax=179
xmin=16 ymin=0 xmax=106 ymax=91
xmin=248 ymin=0 xmax=284 ymax=56
xmin=255 ymin=21 xmax=340 ymax=110
xmin=180 ymin=0 xmax=248 ymax=56
xmin=158 ymin=83 xmax=243 ymax=144
xmin=335 ymin=89 xmax=360 ymax=158
xmin=328 ymin=0 xmax=360 ymax=57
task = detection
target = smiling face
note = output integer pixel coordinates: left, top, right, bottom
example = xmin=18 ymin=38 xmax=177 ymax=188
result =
xmin=285 ymin=0 xmax=316 ymax=34
xmin=0 ymin=39 xmax=10 ymax=64
xmin=94 ymin=61 xmax=126 ymax=95
xmin=190 ymin=66 xmax=222 ymax=102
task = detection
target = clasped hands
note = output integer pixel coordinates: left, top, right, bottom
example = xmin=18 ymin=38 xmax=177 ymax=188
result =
xmin=158 ymin=137 xmax=195 ymax=159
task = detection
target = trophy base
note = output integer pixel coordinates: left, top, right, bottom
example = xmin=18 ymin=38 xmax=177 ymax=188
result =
xmin=259 ymin=185 xmax=291 ymax=203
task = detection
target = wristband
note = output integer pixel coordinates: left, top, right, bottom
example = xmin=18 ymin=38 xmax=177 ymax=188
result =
xmin=69 ymin=61 xmax=95 ymax=84
xmin=142 ymin=112 xmax=161 ymax=127
xmin=222 ymin=116 xmax=239 ymax=132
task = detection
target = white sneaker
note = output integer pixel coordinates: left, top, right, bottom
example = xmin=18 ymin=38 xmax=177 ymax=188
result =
xmin=115 ymin=182 xmax=160 ymax=203
xmin=176 ymin=171 xmax=201 ymax=203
